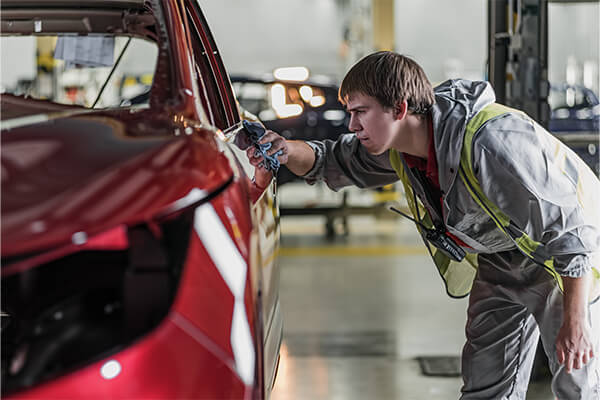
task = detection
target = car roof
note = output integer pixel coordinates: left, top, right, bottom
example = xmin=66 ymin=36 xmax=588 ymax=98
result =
xmin=1 ymin=0 xmax=144 ymax=9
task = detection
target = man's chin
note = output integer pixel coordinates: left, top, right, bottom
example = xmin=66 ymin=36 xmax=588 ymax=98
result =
xmin=363 ymin=145 xmax=385 ymax=156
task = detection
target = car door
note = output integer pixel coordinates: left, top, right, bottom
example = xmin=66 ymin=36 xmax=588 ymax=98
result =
xmin=182 ymin=1 xmax=282 ymax=395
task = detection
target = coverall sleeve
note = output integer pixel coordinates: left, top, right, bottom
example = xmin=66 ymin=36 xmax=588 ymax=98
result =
xmin=301 ymin=133 xmax=400 ymax=191
xmin=471 ymin=113 xmax=600 ymax=278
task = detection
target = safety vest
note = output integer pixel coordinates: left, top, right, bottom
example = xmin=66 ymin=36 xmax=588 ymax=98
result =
xmin=390 ymin=103 xmax=600 ymax=298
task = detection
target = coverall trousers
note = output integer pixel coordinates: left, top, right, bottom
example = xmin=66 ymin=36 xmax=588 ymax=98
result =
xmin=460 ymin=250 xmax=600 ymax=400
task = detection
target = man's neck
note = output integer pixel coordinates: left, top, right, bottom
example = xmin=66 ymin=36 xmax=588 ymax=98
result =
xmin=394 ymin=113 xmax=430 ymax=159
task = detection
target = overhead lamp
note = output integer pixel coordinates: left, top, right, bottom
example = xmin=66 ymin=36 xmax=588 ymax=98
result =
xmin=309 ymin=95 xmax=325 ymax=107
xmin=270 ymin=84 xmax=303 ymax=118
xmin=299 ymin=85 xmax=313 ymax=102
xmin=323 ymin=110 xmax=346 ymax=121
xmin=273 ymin=67 xmax=309 ymax=82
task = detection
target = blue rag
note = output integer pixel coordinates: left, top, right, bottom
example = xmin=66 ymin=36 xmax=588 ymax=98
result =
xmin=242 ymin=120 xmax=283 ymax=172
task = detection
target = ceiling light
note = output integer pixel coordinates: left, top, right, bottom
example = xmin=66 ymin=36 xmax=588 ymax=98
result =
xmin=273 ymin=67 xmax=309 ymax=82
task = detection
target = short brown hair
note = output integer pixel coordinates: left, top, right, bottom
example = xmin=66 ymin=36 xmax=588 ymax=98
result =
xmin=339 ymin=51 xmax=435 ymax=115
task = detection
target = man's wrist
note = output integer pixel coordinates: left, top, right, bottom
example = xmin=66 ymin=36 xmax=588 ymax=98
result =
xmin=563 ymin=311 xmax=587 ymax=325
xmin=562 ymin=274 xmax=590 ymax=324
xmin=295 ymin=141 xmax=319 ymax=177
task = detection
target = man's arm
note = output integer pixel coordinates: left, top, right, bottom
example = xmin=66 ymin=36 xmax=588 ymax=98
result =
xmin=279 ymin=139 xmax=316 ymax=176
xmin=556 ymin=274 xmax=594 ymax=373
xmin=247 ymin=130 xmax=399 ymax=191
xmin=472 ymin=114 xmax=600 ymax=373
xmin=245 ymin=131 xmax=315 ymax=189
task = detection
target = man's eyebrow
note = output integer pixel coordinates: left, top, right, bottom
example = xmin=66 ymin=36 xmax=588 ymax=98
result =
xmin=346 ymin=105 xmax=367 ymax=112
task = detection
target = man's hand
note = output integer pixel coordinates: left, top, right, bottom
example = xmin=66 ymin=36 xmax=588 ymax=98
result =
xmin=245 ymin=130 xmax=289 ymax=171
xmin=245 ymin=130 xmax=288 ymax=190
xmin=245 ymin=129 xmax=317 ymax=185
xmin=556 ymin=274 xmax=594 ymax=373
xmin=556 ymin=317 xmax=594 ymax=373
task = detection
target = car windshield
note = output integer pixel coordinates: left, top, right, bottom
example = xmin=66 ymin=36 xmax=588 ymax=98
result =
xmin=1 ymin=34 xmax=157 ymax=109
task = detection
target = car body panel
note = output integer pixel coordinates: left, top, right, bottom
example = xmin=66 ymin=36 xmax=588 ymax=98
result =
xmin=1 ymin=0 xmax=281 ymax=398
xmin=7 ymin=314 xmax=247 ymax=399
xmin=224 ymin=125 xmax=282 ymax=394
xmin=2 ymin=108 xmax=231 ymax=259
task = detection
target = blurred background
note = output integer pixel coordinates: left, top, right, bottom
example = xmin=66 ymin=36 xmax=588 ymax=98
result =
xmin=1 ymin=1 xmax=598 ymax=398
xmin=196 ymin=2 xmax=600 ymax=399
xmin=200 ymin=0 xmax=598 ymax=91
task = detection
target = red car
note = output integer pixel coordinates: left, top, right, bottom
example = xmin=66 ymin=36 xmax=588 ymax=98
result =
xmin=1 ymin=1 xmax=282 ymax=398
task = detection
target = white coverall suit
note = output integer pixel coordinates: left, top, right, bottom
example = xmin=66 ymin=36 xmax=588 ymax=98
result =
xmin=301 ymin=79 xmax=600 ymax=399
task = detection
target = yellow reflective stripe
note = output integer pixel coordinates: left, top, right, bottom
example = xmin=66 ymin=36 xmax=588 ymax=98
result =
xmin=462 ymin=103 xmax=521 ymax=168
xmin=390 ymin=150 xmax=418 ymax=220
xmin=391 ymin=148 xmax=478 ymax=298
xmin=391 ymin=149 xmax=435 ymax=230
xmin=461 ymin=104 xmax=518 ymax=227
xmin=462 ymin=103 xmax=566 ymax=291
xmin=543 ymin=259 xmax=564 ymax=291
xmin=459 ymin=165 xmax=511 ymax=227
xmin=517 ymin=233 xmax=564 ymax=291
xmin=515 ymin=233 xmax=540 ymax=255
xmin=462 ymin=103 xmax=527 ymax=228
xmin=576 ymin=177 xmax=585 ymax=209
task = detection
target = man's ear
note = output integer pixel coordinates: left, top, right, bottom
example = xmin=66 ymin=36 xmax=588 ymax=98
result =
xmin=394 ymin=100 xmax=408 ymax=121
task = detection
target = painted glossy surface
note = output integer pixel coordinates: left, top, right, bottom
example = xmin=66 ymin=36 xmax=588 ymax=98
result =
xmin=1 ymin=107 xmax=232 ymax=260
xmin=7 ymin=314 xmax=249 ymax=399
xmin=5 ymin=178 xmax=259 ymax=398
xmin=1 ymin=0 xmax=281 ymax=398
xmin=225 ymin=121 xmax=283 ymax=395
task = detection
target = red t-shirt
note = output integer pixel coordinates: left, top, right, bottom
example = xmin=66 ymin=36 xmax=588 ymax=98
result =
xmin=402 ymin=117 xmax=470 ymax=248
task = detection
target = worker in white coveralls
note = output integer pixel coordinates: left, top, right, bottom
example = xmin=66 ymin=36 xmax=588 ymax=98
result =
xmin=248 ymin=51 xmax=600 ymax=399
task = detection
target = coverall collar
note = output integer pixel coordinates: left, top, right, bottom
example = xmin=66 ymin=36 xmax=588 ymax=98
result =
xmin=430 ymin=79 xmax=496 ymax=195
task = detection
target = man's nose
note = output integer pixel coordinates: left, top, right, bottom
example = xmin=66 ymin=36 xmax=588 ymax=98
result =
xmin=348 ymin=114 xmax=361 ymax=132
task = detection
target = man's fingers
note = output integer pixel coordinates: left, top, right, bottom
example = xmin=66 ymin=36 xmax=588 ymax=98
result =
xmin=259 ymin=130 xmax=278 ymax=143
xmin=246 ymin=147 xmax=256 ymax=158
xmin=247 ymin=153 xmax=263 ymax=167
xmin=573 ymin=352 xmax=582 ymax=370
xmin=565 ymin=355 xmax=573 ymax=373
xmin=582 ymin=351 xmax=589 ymax=366
xmin=557 ymin=347 xmax=565 ymax=365
xmin=246 ymin=147 xmax=263 ymax=160
xmin=267 ymin=143 xmax=286 ymax=157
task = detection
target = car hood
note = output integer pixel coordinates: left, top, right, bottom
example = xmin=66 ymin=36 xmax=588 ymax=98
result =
xmin=1 ymin=103 xmax=233 ymax=258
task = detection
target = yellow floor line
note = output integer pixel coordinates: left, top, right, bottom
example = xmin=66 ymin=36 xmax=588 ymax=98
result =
xmin=279 ymin=245 xmax=427 ymax=257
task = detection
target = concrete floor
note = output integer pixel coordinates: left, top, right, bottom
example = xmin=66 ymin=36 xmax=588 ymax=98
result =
xmin=270 ymin=199 xmax=555 ymax=400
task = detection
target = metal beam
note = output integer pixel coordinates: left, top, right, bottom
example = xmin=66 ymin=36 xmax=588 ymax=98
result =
xmin=487 ymin=0 xmax=550 ymax=127
xmin=372 ymin=0 xmax=394 ymax=51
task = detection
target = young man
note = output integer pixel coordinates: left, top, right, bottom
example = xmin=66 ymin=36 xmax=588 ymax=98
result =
xmin=249 ymin=51 xmax=600 ymax=399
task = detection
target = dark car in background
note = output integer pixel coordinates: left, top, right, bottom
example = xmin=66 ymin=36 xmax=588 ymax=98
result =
xmin=1 ymin=0 xmax=281 ymax=398
xmin=231 ymin=72 xmax=401 ymax=239
xmin=231 ymin=73 xmax=349 ymax=184
xmin=548 ymin=83 xmax=600 ymax=175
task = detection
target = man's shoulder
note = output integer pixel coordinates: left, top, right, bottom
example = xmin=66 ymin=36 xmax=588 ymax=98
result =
xmin=471 ymin=111 xmax=543 ymax=167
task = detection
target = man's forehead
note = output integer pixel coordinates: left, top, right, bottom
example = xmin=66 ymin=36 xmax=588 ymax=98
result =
xmin=344 ymin=92 xmax=376 ymax=108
